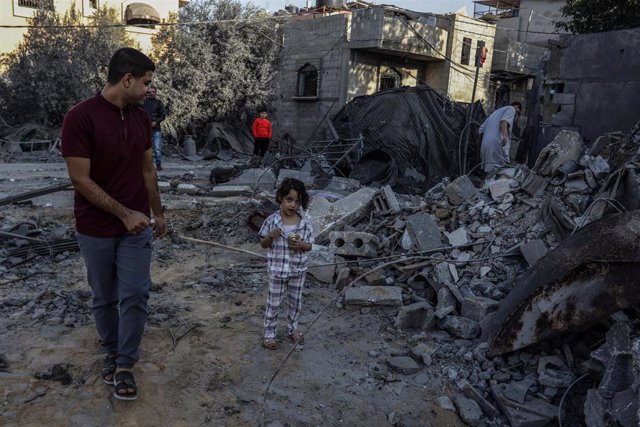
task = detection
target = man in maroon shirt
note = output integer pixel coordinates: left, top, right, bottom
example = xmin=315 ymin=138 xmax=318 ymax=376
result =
xmin=61 ymin=47 xmax=166 ymax=401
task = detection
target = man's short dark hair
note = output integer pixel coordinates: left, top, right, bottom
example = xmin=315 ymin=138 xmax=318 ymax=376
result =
xmin=510 ymin=101 xmax=523 ymax=110
xmin=107 ymin=48 xmax=155 ymax=84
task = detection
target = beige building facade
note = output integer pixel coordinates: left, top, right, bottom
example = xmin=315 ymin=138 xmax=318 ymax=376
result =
xmin=0 ymin=0 xmax=188 ymax=55
xmin=275 ymin=5 xmax=496 ymax=144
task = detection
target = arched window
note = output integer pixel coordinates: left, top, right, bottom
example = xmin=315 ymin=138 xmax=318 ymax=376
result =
xmin=297 ymin=64 xmax=318 ymax=97
xmin=379 ymin=68 xmax=402 ymax=91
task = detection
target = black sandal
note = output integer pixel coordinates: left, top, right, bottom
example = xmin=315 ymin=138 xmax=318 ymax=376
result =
xmin=101 ymin=354 xmax=117 ymax=385
xmin=113 ymin=370 xmax=138 ymax=401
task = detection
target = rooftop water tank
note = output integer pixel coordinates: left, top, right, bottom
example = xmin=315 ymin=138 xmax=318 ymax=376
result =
xmin=316 ymin=0 xmax=347 ymax=8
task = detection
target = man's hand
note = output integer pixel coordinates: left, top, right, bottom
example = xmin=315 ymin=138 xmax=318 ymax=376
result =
xmin=153 ymin=215 xmax=167 ymax=238
xmin=500 ymin=136 xmax=508 ymax=146
xmin=270 ymin=228 xmax=283 ymax=239
xmin=122 ymin=210 xmax=150 ymax=234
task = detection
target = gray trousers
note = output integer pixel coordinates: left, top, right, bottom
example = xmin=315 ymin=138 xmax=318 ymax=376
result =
xmin=77 ymin=228 xmax=152 ymax=368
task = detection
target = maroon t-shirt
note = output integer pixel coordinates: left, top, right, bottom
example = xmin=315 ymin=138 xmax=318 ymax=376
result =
xmin=61 ymin=93 xmax=152 ymax=238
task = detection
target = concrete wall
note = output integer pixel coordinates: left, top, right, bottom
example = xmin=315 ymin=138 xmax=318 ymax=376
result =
xmin=541 ymin=27 xmax=640 ymax=142
xmin=347 ymin=50 xmax=425 ymax=99
xmin=274 ymin=13 xmax=351 ymax=143
xmin=441 ymin=13 xmax=495 ymax=104
xmin=0 ymin=0 xmax=182 ymax=54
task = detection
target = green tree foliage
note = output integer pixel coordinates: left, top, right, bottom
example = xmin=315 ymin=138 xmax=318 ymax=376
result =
xmin=150 ymin=0 xmax=282 ymax=142
xmin=0 ymin=5 xmax=134 ymax=126
xmin=556 ymin=0 xmax=640 ymax=33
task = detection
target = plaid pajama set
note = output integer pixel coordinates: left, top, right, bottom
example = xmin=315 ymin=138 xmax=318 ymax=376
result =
xmin=259 ymin=210 xmax=314 ymax=340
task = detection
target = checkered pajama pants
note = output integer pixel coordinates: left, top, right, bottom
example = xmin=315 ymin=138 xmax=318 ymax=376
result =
xmin=264 ymin=273 xmax=306 ymax=340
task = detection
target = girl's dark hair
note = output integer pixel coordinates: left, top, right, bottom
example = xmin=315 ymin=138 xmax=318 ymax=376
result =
xmin=276 ymin=177 xmax=310 ymax=210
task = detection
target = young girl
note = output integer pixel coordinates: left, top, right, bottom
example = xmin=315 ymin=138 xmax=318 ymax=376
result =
xmin=259 ymin=178 xmax=313 ymax=350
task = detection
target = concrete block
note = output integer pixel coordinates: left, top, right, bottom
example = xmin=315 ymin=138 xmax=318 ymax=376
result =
xmin=552 ymin=92 xmax=576 ymax=105
xmin=488 ymin=178 xmax=516 ymax=201
xmin=276 ymin=169 xmax=314 ymax=187
xmin=176 ymin=183 xmax=200 ymax=195
xmin=520 ymin=239 xmax=548 ymax=267
xmin=435 ymin=287 xmax=457 ymax=319
xmin=364 ymin=269 xmax=386 ymax=286
xmin=323 ymin=176 xmax=360 ymax=193
xmin=209 ymin=185 xmax=254 ymax=197
xmin=454 ymin=396 xmax=482 ymax=426
xmin=306 ymin=247 xmax=336 ymax=283
xmin=373 ymin=185 xmax=401 ymax=213
xmin=157 ymin=181 xmax=171 ymax=191
xmin=309 ymin=187 xmax=377 ymax=244
xmin=394 ymin=301 xmax=434 ymax=330
xmin=445 ymin=175 xmax=479 ymax=206
xmin=461 ymin=296 xmax=499 ymax=322
xmin=387 ymin=356 xmax=421 ymax=375
xmin=439 ymin=315 xmax=480 ymax=339
xmin=447 ymin=227 xmax=469 ymax=247
xmin=406 ymin=213 xmax=442 ymax=252
xmin=329 ymin=231 xmax=379 ymax=257
xmin=229 ymin=168 xmax=276 ymax=190
xmin=344 ymin=286 xmax=403 ymax=306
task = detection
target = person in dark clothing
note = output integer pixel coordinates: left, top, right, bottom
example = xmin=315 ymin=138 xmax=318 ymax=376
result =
xmin=252 ymin=110 xmax=272 ymax=157
xmin=143 ymin=86 xmax=166 ymax=170
xmin=61 ymin=47 xmax=166 ymax=401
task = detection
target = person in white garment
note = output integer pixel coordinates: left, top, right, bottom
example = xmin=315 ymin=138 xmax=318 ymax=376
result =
xmin=478 ymin=101 xmax=522 ymax=174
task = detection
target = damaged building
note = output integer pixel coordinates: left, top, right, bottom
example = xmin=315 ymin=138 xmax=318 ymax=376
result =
xmin=274 ymin=1 xmax=496 ymax=143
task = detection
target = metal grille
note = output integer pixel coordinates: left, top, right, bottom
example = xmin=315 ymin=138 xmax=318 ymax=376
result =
xmin=18 ymin=0 xmax=54 ymax=10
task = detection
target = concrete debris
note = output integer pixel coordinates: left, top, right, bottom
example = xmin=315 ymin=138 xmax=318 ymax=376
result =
xmin=329 ymin=231 xmax=379 ymax=258
xmin=491 ymin=383 xmax=558 ymax=427
xmin=373 ymin=185 xmax=401 ymax=213
xmin=519 ymin=239 xmax=547 ymax=267
xmin=386 ymin=356 xmax=421 ymax=375
xmin=533 ymin=130 xmax=584 ymax=176
xmin=454 ymin=396 xmax=483 ymax=425
xmin=439 ymin=315 xmax=480 ymax=340
xmin=435 ymin=396 xmax=456 ymax=411
xmin=445 ymin=175 xmax=479 ymax=206
xmin=344 ymin=286 xmax=403 ymax=306
xmin=228 ymin=168 xmax=277 ymax=190
xmin=405 ymin=212 xmax=443 ymax=252
xmin=394 ymin=301 xmax=434 ymax=330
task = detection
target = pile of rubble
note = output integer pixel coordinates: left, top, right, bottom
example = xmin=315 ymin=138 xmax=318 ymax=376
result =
xmin=296 ymin=128 xmax=640 ymax=426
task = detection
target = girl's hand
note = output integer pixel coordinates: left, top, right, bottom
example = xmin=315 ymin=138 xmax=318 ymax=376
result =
xmin=289 ymin=239 xmax=309 ymax=251
xmin=270 ymin=228 xmax=283 ymax=239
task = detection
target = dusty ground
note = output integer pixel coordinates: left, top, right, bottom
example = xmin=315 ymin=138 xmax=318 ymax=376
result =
xmin=0 ymin=156 xmax=466 ymax=426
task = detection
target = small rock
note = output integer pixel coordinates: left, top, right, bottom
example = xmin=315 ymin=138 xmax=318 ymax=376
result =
xmin=436 ymin=396 xmax=456 ymax=411
xmin=454 ymin=396 xmax=482 ymax=425
xmin=387 ymin=356 xmax=421 ymax=375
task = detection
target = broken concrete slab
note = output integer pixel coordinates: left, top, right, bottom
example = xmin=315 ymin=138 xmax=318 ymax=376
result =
xmin=323 ymin=176 xmax=360 ymax=193
xmin=306 ymin=247 xmax=336 ymax=284
xmin=454 ymin=396 xmax=482 ymax=426
xmin=176 ymin=183 xmax=200 ymax=195
xmin=394 ymin=301 xmax=434 ymax=330
xmin=334 ymin=267 xmax=351 ymax=291
xmin=228 ymin=168 xmax=276 ymax=190
xmin=461 ymin=296 xmax=500 ymax=322
xmin=435 ymin=396 xmax=456 ymax=411
xmin=520 ymin=240 xmax=547 ymax=267
xmin=439 ymin=316 xmax=480 ymax=339
xmin=405 ymin=213 xmax=442 ymax=252
xmin=457 ymin=379 xmax=499 ymax=418
xmin=533 ymin=130 xmax=584 ymax=177
xmin=445 ymin=175 xmax=479 ymax=206
xmin=447 ymin=227 xmax=469 ymax=247
xmin=435 ymin=287 xmax=457 ymax=319
xmin=329 ymin=231 xmax=379 ymax=258
xmin=209 ymin=184 xmax=254 ymax=197
xmin=492 ymin=383 xmax=558 ymax=427
xmin=276 ymin=169 xmax=314 ymax=188
xmin=344 ymin=286 xmax=403 ymax=307
xmin=487 ymin=179 xmax=517 ymax=201
xmin=522 ymin=172 xmax=549 ymax=198
xmin=158 ymin=181 xmax=171 ymax=192
xmin=308 ymin=187 xmax=377 ymax=244
xmin=372 ymin=185 xmax=401 ymax=213
xmin=387 ymin=356 xmax=421 ymax=375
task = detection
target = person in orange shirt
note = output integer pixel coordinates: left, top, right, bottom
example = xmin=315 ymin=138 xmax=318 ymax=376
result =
xmin=252 ymin=110 xmax=272 ymax=157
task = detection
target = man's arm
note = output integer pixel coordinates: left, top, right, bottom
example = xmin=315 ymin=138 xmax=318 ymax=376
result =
xmin=142 ymin=148 xmax=166 ymax=238
xmin=499 ymin=120 xmax=510 ymax=145
xmin=64 ymin=156 xmax=150 ymax=233
xmin=155 ymin=100 xmax=166 ymax=125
